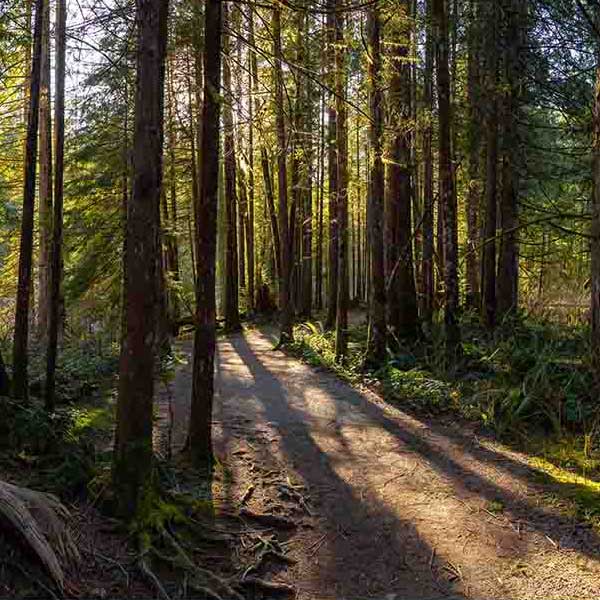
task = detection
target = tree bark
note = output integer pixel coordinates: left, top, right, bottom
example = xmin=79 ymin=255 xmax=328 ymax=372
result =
xmin=433 ymin=0 xmax=460 ymax=360
xmin=465 ymin=0 xmax=482 ymax=311
xmin=481 ymin=0 xmax=499 ymax=329
xmin=273 ymin=5 xmax=293 ymax=344
xmin=366 ymin=4 xmax=386 ymax=365
xmin=12 ymin=0 xmax=44 ymax=400
xmin=38 ymin=0 xmax=52 ymax=341
xmin=325 ymin=0 xmax=338 ymax=330
xmin=386 ymin=0 xmax=418 ymax=342
xmin=334 ymin=3 xmax=349 ymax=360
xmin=222 ymin=3 xmax=241 ymax=332
xmin=422 ymin=0 xmax=435 ymax=323
xmin=112 ymin=0 xmax=169 ymax=518
xmin=188 ymin=0 xmax=221 ymax=473
xmin=496 ymin=0 xmax=522 ymax=319
xmin=45 ymin=0 xmax=66 ymax=411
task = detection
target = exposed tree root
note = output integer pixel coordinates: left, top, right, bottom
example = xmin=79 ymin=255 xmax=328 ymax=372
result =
xmin=240 ymin=576 xmax=296 ymax=596
xmin=0 ymin=480 xmax=78 ymax=591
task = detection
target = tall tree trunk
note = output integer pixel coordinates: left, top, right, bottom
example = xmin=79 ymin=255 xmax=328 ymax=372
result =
xmin=325 ymin=0 xmax=338 ymax=330
xmin=433 ymin=0 xmax=460 ymax=360
xmin=12 ymin=0 xmax=44 ymax=400
xmin=497 ymin=0 xmax=522 ymax=319
xmin=222 ymin=3 xmax=241 ymax=332
xmin=366 ymin=3 xmax=386 ymax=364
xmin=315 ymin=30 xmax=326 ymax=311
xmin=246 ymin=12 xmax=256 ymax=312
xmin=300 ymin=8 xmax=313 ymax=319
xmin=481 ymin=0 xmax=499 ymax=329
xmin=188 ymin=0 xmax=221 ymax=472
xmin=38 ymin=0 xmax=52 ymax=341
xmin=465 ymin=0 xmax=482 ymax=311
xmin=422 ymin=0 xmax=435 ymax=323
xmin=593 ymin=5 xmax=600 ymax=373
xmin=44 ymin=0 xmax=66 ymax=411
xmin=273 ymin=5 xmax=293 ymax=344
xmin=334 ymin=3 xmax=348 ymax=360
xmin=386 ymin=0 xmax=418 ymax=342
xmin=113 ymin=0 xmax=169 ymax=518
xmin=165 ymin=58 xmax=180 ymax=333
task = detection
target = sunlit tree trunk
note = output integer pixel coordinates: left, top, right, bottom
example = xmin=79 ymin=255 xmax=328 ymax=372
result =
xmin=325 ymin=0 xmax=338 ymax=330
xmin=222 ymin=2 xmax=241 ymax=332
xmin=366 ymin=3 xmax=386 ymax=364
xmin=113 ymin=0 xmax=169 ymax=517
xmin=38 ymin=0 xmax=52 ymax=341
xmin=188 ymin=0 xmax=221 ymax=472
xmin=44 ymin=0 xmax=66 ymax=411
xmin=12 ymin=0 xmax=44 ymax=400
xmin=421 ymin=0 xmax=435 ymax=323
xmin=335 ymin=3 xmax=349 ymax=360
xmin=591 ymin=5 xmax=600 ymax=372
xmin=273 ymin=5 xmax=293 ymax=344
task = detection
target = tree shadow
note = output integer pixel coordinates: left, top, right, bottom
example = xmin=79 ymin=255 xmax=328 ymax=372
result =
xmin=220 ymin=330 xmax=600 ymax=598
xmin=220 ymin=333 xmax=468 ymax=599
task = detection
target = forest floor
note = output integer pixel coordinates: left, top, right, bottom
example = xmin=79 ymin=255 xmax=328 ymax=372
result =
xmin=149 ymin=326 xmax=600 ymax=600
xmin=5 ymin=325 xmax=600 ymax=599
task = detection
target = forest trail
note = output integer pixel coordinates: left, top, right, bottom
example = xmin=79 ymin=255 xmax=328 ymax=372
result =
xmin=157 ymin=328 xmax=600 ymax=600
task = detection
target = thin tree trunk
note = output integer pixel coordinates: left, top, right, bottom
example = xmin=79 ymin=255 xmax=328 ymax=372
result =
xmin=188 ymin=0 xmax=222 ymax=473
xmin=433 ymin=0 xmax=460 ymax=360
xmin=38 ymin=0 xmax=52 ymax=341
xmin=246 ymin=12 xmax=256 ymax=311
xmin=12 ymin=0 xmax=44 ymax=400
xmin=481 ymin=0 xmax=499 ymax=329
xmin=273 ymin=5 xmax=293 ymax=344
xmin=422 ymin=0 xmax=435 ymax=323
xmin=366 ymin=4 xmax=386 ymax=364
xmin=44 ymin=0 xmax=66 ymax=411
xmin=325 ymin=0 xmax=338 ymax=330
xmin=113 ymin=0 xmax=169 ymax=518
xmin=386 ymin=0 xmax=418 ymax=342
xmin=334 ymin=3 xmax=348 ymax=360
xmin=222 ymin=3 xmax=241 ymax=332
xmin=465 ymin=0 xmax=482 ymax=311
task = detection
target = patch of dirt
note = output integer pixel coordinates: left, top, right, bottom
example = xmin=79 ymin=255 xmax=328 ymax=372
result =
xmin=157 ymin=328 xmax=600 ymax=600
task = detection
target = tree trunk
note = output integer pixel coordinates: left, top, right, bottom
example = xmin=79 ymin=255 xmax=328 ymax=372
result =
xmin=433 ymin=0 xmax=460 ymax=360
xmin=334 ymin=3 xmax=349 ymax=361
xmin=188 ymin=0 xmax=221 ymax=473
xmin=366 ymin=4 xmax=386 ymax=364
xmin=246 ymin=13 xmax=256 ymax=312
xmin=112 ymin=0 xmax=169 ymax=518
xmin=465 ymin=0 xmax=482 ymax=311
xmin=421 ymin=0 xmax=435 ymax=323
xmin=481 ymin=0 xmax=499 ymax=329
xmin=496 ymin=0 xmax=522 ymax=319
xmin=222 ymin=3 xmax=241 ymax=332
xmin=325 ymin=0 xmax=338 ymax=330
xmin=273 ymin=5 xmax=293 ymax=345
xmin=386 ymin=0 xmax=418 ymax=342
xmin=45 ymin=0 xmax=66 ymax=411
xmin=38 ymin=0 xmax=52 ymax=341
xmin=12 ymin=0 xmax=44 ymax=400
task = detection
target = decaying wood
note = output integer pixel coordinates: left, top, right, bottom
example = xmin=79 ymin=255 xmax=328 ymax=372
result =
xmin=0 ymin=480 xmax=79 ymax=591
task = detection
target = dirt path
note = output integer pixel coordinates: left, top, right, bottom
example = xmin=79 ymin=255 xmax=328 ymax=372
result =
xmin=158 ymin=328 xmax=600 ymax=600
